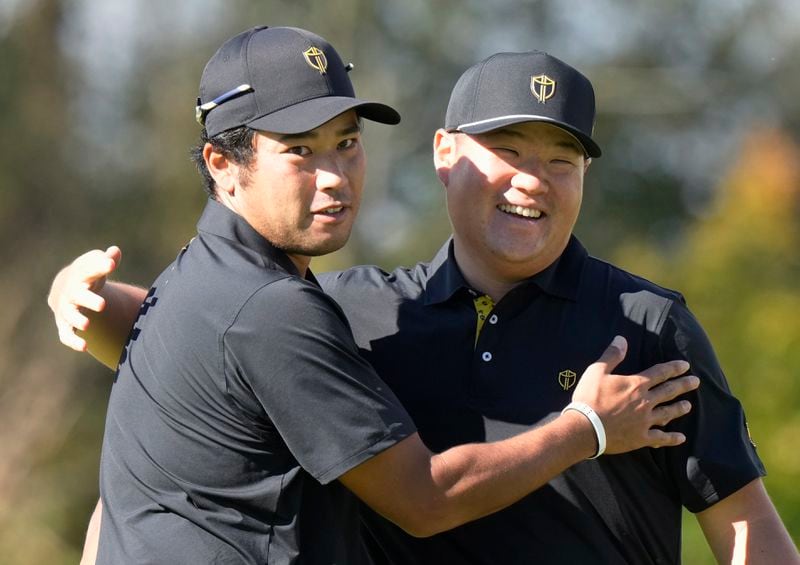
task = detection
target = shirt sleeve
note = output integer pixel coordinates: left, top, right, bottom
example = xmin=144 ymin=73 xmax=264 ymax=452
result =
xmin=223 ymin=277 xmax=417 ymax=484
xmin=657 ymin=299 xmax=765 ymax=512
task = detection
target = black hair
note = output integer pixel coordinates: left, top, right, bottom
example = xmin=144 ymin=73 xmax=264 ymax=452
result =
xmin=190 ymin=126 xmax=258 ymax=198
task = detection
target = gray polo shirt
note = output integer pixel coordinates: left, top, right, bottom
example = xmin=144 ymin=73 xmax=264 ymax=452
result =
xmin=97 ymin=199 xmax=415 ymax=564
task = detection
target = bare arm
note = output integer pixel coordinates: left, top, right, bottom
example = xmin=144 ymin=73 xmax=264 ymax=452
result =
xmin=47 ymin=246 xmax=146 ymax=368
xmin=79 ymin=499 xmax=102 ymax=565
xmin=341 ymin=337 xmax=700 ymax=537
xmin=697 ymin=478 xmax=799 ymax=564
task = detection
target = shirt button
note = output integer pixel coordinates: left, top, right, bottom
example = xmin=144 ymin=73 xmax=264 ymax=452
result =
xmin=482 ymin=351 xmax=492 ymax=362
xmin=488 ymin=314 xmax=498 ymax=325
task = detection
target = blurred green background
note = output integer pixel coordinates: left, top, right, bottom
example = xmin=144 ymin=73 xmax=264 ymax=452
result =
xmin=1 ymin=0 xmax=798 ymax=562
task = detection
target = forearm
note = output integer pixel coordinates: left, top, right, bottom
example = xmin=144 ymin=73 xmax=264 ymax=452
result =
xmin=424 ymin=410 xmax=594 ymax=533
xmin=83 ymin=282 xmax=147 ymax=368
xmin=341 ymin=413 xmax=593 ymax=537
xmin=698 ymin=479 xmax=800 ymax=565
xmin=733 ymin=513 xmax=800 ymax=565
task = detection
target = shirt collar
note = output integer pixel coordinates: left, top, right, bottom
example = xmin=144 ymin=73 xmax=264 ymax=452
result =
xmin=423 ymin=238 xmax=470 ymax=305
xmin=196 ymin=198 xmax=318 ymax=284
xmin=424 ymin=235 xmax=587 ymax=305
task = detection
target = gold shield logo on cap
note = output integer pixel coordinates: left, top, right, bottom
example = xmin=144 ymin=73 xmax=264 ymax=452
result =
xmin=303 ymin=46 xmax=328 ymax=74
xmin=531 ymin=74 xmax=556 ymax=103
xmin=558 ymin=369 xmax=577 ymax=391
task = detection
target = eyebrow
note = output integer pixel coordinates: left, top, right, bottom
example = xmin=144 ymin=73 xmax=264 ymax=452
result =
xmin=555 ymin=139 xmax=584 ymax=154
xmin=277 ymin=122 xmax=362 ymax=143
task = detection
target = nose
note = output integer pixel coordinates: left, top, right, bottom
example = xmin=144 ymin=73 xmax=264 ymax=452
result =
xmin=315 ymin=154 xmax=348 ymax=192
xmin=510 ymin=164 xmax=547 ymax=194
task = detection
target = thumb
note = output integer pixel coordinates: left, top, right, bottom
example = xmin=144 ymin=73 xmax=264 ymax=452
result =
xmin=104 ymin=245 xmax=122 ymax=269
xmin=594 ymin=335 xmax=628 ymax=373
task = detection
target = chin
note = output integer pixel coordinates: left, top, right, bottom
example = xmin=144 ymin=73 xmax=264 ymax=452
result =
xmin=488 ymin=244 xmax=557 ymax=274
xmin=299 ymin=235 xmax=351 ymax=258
xmin=488 ymin=239 xmax=544 ymax=259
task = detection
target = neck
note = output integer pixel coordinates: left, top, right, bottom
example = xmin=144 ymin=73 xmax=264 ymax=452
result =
xmin=452 ymin=243 xmax=526 ymax=302
xmin=451 ymin=239 xmax=563 ymax=302
xmin=216 ymin=194 xmax=312 ymax=278
xmin=286 ymin=253 xmax=311 ymax=278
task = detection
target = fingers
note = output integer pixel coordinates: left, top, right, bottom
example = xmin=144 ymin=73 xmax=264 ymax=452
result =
xmin=105 ymin=245 xmax=122 ymax=265
xmin=645 ymin=429 xmax=688 ymax=448
xmin=49 ymin=246 xmax=120 ymax=354
xmin=72 ymin=248 xmax=119 ymax=285
xmin=61 ymin=304 xmax=91 ymax=331
xmin=56 ymin=319 xmax=88 ymax=352
xmin=642 ymin=387 xmax=696 ymax=449
xmin=54 ymin=292 xmax=96 ymax=351
xmin=73 ymin=286 xmax=107 ymax=313
xmin=639 ymin=359 xmax=691 ymax=388
xmin=651 ymin=399 xmax=692 ymax=427
xmin=649 ymin=375 xmax=699 ymax=404
xmin=592 ymin=335 xmax=628 ymax=374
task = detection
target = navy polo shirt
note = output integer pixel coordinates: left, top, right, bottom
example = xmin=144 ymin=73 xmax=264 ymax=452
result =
xmin=97 ymin=199 xmax=416 ymax=564
xmin=320 ymin=236 xmax=765 ymax=565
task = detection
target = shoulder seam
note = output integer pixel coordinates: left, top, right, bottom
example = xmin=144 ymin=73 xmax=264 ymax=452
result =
xmin=218 ymin=274 xmax=298 ymax=393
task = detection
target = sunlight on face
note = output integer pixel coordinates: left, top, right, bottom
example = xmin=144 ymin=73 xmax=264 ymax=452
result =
xmin=442 ymin=122 xmax=588 ymax=282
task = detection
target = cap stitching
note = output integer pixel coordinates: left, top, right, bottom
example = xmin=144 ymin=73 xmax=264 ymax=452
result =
xmin=469 ymin=52 xmax=508 ymax=124
xmin=241 ymin=28 xmax=321 ymax=128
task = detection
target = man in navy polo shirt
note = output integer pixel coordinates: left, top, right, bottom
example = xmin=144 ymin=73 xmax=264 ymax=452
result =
xmin=48 ymin=28 xmax=702 ymax=565
xmin=322 ymin=52 xmax=799 ymax=564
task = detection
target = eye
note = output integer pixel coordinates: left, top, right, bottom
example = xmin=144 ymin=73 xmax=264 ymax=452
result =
xmin=285 ymin=146 xmax=312 ymax=156
xmin=338 ymin=137 xmax=359 ymax=151
xmin=491 ymin=146 xmax=519 ymax=157
xmin=550 ymin=157 xmax=577 ymax=167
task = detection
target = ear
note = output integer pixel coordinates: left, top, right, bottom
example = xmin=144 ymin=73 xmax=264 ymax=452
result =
xmin=433 ymin=129 xmax=456 ymax=186
xmin=203 ymin=143 xmax=239 ymax=197
xmin=583 ymin=157 xmax=592 ymax=175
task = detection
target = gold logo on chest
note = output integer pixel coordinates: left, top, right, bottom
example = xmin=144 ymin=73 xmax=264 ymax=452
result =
xmin=558 ymin=369 xmax=577 ymax=390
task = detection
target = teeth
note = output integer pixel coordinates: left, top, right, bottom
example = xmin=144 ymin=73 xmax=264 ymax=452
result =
xmin=321 ymin=207 xmax=343 ymax=214
xmin=498 ymin=204 xmax=542 ymax=219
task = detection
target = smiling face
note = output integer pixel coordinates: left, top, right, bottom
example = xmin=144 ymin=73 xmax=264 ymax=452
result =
xmin=208 ymin=111 xmax=365 ymax=273
xmin=435 ymin=121 xmax=589 ymax=286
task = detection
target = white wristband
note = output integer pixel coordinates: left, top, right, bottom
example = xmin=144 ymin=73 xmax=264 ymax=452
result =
xmin=562 ymin=401 xmax=606 ymax=459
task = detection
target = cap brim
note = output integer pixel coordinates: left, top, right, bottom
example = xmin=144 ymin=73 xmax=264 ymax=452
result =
xmin=247 ymin=96 xmax=400 ymax=134
xmin=455 ymin=115 xmax=601 ymax=158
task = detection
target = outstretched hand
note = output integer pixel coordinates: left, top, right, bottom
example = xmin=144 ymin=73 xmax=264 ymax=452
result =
xmin=572 ymin=336 xmax=699 ymax=455
xmin=47 ymin=246 xmax=122 ymax=352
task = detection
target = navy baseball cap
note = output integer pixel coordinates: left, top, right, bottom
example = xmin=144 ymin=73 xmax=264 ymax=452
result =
xmin=445 ymin=51 xmax=601 ymax=158
xmin=196 ymin=26 xmax=401 ymax=137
